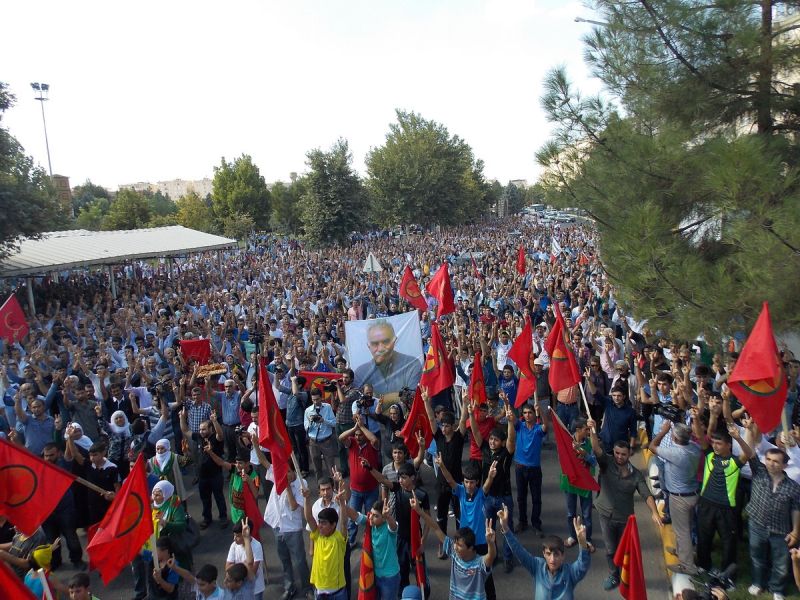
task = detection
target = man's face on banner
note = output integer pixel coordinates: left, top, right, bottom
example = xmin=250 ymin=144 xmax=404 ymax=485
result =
xmin=367 ymin=324 xmax=396 ymax=365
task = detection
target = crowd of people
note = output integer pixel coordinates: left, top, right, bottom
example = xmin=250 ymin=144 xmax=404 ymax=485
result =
xmin=0 ymin=217 xmax=799 ymax=600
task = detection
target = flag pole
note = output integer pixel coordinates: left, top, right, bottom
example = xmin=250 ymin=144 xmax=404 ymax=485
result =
xmin=151 ymin=532 xmax=160 ymax=570
xmin=37 ymin=569 xmax=54 ymax=600
xmin=74 ymin=476 xmax=112 ymax=496
xmin=577 ymin=382 xmax=592 ymax=419
xmin=290 ymin=452 xmax=305 ymax=491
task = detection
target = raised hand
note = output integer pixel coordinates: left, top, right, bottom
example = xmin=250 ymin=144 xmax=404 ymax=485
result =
xmin=485 ymin=518 xmax=496 ymax=545
xmin=496 ymin=503 xmax=510 ymax=532
xmin=488 ymin=460 xmax=498 ymax=479
xmin=241 ymin=519 xmax=251 ymax=540
xmin=573 ymin=516 xmax=587 ymax=547
xmin=433 ymin=452 xmax=443 ymax=468
xmin=381 ymin=498 xmax=391 ymax=520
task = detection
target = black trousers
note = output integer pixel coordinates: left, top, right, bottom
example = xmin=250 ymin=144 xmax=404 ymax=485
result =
xmin=43 ymin=508 xmax=83 ymax=566
xmin=221 ymin=423 xmax=239 ymax=462
xmin=397 ymin=537 xmax=430 ymax=598
xmin=199 ymin=471 xmax=227 ymax=522
xmin=515 ymin=464 xmax=542 ymax=529
xmin=696 ymin=497 xmax=738 ymax=574
xmin=598 ymin=513 xmax=628 ymax=573
xmin=436 ymin=484 xmax=461 ymax=535
xmin=288 ymin=424 xmax=310 ymax=473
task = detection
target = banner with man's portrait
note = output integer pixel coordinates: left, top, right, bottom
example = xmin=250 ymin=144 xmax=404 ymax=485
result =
xmin=345 ymin=311 xmax=424 ymax=402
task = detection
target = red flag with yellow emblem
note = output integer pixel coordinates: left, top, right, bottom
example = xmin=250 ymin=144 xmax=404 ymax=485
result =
xmin=613 ymin=515 xmax=647 ymax=600
xmin=400 ymin=266 xmax=428 ymax=313
xmin=507 ymin=317 xmax=537 ymax=407
xmin=728 ymin=302 xmax=788 ymax=433
xmin=298 ymin=370 xmax=344 ymax=405
xmin=398 ymin=388 xmax=434 ymax=458
xmin=544 ymin=306 xmax=581 ymax=393
xmin=258 ymin=358 xmax=292 ymax=494
xmin=87 ymin=453 xmax=154 ymax=584
xmin=0 ymin=437 xmax=76 ymax=535
xmin=419 ymin=322 xmax=454 ymax=398
xmin=358 ymin=521 xmax=378 ymax=600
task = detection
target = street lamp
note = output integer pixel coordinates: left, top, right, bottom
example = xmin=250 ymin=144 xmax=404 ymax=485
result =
xmin=574 ymin=16 xmax=610 ymax=27
xmin=30 ymin=82 xmax=53 ymax=177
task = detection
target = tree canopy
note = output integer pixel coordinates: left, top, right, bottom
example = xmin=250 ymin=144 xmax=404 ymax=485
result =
xmin=211 ymin=154 xmax=271 ymax=230
xmin=366 ymin=110 xmax=492 ymax=227
xmin=537 ymin=0 xmax=800 ymax=340
xmin=0 ymin=82 xmax=62 ymax=261
xmin=301 ymin=139 xmax=367 ymax=247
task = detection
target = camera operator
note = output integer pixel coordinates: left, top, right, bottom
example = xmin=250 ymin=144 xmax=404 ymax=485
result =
xmin=333 ymin=369 xmax=360 ymax=477
xmin=351 ymin=383 xmax=381 ymax=447
xmin=304 ymin=387 xmax=338 ymax=481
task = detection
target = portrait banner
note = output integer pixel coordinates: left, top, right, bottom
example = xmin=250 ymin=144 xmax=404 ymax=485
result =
xmin=346 ymin=311 xmax=424 ymax=402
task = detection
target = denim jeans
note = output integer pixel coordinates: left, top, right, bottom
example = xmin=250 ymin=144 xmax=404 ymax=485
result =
xmin=348 ymin=487 xmax=379 ymax=544
xmin=485 ymin=494 xmax=514 ymax=561
xmin=375 ymin=572 xmax=401 ymax=600
xmin=276 ymin=529 xmax=311 ymax=593
xmin=315 ymin=587 xmax=348 ymax=600
xmin=749 ymin=519 xmax=790 ymax=593
xmin=515 ymin=464 xmax=542 ymax=529
xmin=556 ymin=402 xmax=579 ymax=433
xmin=565 ymin=492 xmax=593 ymax=542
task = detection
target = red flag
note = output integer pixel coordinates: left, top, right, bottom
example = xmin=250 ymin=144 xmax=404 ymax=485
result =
xmin=549 ymin=408 xmax=599 ymax=492
xmin=358 ymin=522 xmax=378 ymax=600
xmin=0 ymin=294 xmax=29 ymax=343
xmin=242 ymin=476 xmax=266 ymax=541
xmin=179 ymin=338 xmax=211 ymax=365
xmin=426 ymin=262 xmax=455 ymax=320
xmin=471 ymin=255 xmax=483 ymax=280
xmin=410 ymin=507 xmax=427 ymax=591
xmin=728 ymin=302 xmax=788 ymax=433
xmin=613 ymin=515 xmax=647 ymax=600
xmin=298 ymin=370 xmax=344 ymax=404
xmin=516 ymin=244 xmax=526 ymax=276
xmin=0 ymin=438 xmax=76 ymax=535
xmin=0 ymin=561 xmax=37 ymax=599
xmin=400 ymin=266 xmax=429 ymax=313
xmin=419 ymin=322 xmax=455 ymax=398
xmin=544 ymin=306 xmax=581 ymax=393
xmin=507 ymin=318 xmax=537 ymax=408
xmin=467 ymin=351 xmax=487 ymax=405
xmin=398 ymin=388 xmax=434 ymax=458
xmin=258 ymin=359 xmax=292 ymax=494
xmin=87 ymin=454 xmax=154 ymax=584
xmin=578 ymin=252 xmax=589 ymax=266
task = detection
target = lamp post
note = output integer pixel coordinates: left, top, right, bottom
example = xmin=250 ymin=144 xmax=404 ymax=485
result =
xmin=30 ymin=82 xmax=53 ymax=177
xmin=574 ymin=16 xmax=610 ymax=27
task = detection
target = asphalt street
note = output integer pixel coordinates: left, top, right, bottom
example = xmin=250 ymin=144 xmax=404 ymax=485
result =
xmin=57 ymin=434 xmax=670 ymax=600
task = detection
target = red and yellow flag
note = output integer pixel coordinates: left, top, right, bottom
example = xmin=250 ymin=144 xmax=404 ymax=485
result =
xmin=0 ymin=438 xmax=76 ymax=535
xmin=398 ymin=388 xmax=434 ymax=458
xmin=544 ymin=305 xmax=581 ymax=393
xmin=507 ymin=317 xmax=537 ymax=407
xmin=258 ymin=358 xmax=293 ymax=494
xmin=358 ymin=521 xmax=378 ymax=600
xmin=419 ymin=322 xmax=455 ymax=398
xmin=613 ymin=515 xmax=647 ymax=600
xmin=400 ymin=266 xmax=429 ymax=313
xmin=728 ymin=301 xmax=788 ymax=433
xmin=427 ymin=262 xmax=455 ymax=319
xmin=87 ymin=454 xmax=154 ymax=584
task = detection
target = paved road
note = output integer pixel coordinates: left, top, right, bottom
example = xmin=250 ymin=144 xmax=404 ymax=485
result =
xmin=63 ymin=439 xmax=669 ymax=599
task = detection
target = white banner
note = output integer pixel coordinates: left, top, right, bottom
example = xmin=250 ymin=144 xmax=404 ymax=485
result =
xmin=345 ymin=311 xmax=424 ymax=398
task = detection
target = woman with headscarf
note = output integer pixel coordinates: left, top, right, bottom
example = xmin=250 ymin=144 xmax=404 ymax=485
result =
xmin=97 ymin=407 xmax=132 ymax=478
xmin=147 ymin=438 xmax=186 ymax=500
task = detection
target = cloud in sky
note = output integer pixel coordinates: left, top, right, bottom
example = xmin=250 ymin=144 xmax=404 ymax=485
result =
xmin=4 ymin=0 xmax=603 ymax=190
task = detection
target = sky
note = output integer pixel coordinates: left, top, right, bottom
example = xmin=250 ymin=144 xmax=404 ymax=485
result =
xmin=4 ymin=0 xmax=604 ymax=191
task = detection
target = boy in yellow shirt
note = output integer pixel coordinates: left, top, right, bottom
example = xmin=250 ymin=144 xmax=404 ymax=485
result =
xmin=303 ymin=481 xmax=349 ymax=600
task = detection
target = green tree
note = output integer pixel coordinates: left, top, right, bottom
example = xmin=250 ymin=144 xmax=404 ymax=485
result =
xmin=211 ymin=155 xmax=271 ymax=229
xmin=102 ymin=189 xmax=152 ymax=230
xmin=0 ymin=82 xmax=62 ymax=261
xmin=537 ymin=0 xmax=800 ymax=339
xmin=71 ymin=179 xmax=110 ymax=214
xmin=75 ymin=198 xmax=110 ymax=230
xmin=366 ymin=110 xmax=491 ymax=227
xmin=301 ymin=139 xmax=366 ymax=246
xmin=503 ymin=182 xmax=525 ymax=215
xmin=175 ymin=191 xmax=215 ymax=233
xmin=222 ymin=211 xmax=255 ymax=240
xmin=145 ymin=190 xmax=177 ymax=217
xmin=270 ymin=179 xmax=304 ymax=235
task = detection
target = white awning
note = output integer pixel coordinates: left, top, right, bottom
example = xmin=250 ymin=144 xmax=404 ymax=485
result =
xmin=0 ymin=226 xmax=238 ymax=277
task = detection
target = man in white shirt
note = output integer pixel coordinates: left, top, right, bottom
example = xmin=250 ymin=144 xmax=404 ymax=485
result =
xmin=226 ymin=519 xmax=266 ymax=600
xmin=263 ymin=463 xmax=311 ymax=600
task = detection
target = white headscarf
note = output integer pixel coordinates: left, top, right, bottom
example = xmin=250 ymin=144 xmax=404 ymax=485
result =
xmin=64 ymin=422 xmax=93 ymax=451
xmin=152 ymin=480 xmax=175 ymax=508
xmin=109 ymin=411 xmax=130 ymax=435
xmin=154 ymin=438 xmax=171 ymax=468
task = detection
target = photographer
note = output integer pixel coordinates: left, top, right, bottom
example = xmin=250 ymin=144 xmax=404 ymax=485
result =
xmin=350 ymin=383 xmax=381 ymax=446
xmin=286 ymin=375 xmax=311 ymax=476
xmin=304 ymin=387 xmax=338 ymax=481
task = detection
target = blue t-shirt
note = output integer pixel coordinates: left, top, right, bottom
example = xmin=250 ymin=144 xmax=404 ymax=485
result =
xmin=444 ymin=536 xmax=490 ymax=600
xmin=514 ymin=421 xmax=545 ymax=467
xmin=454 ymin=484 xmax=486 ymax=545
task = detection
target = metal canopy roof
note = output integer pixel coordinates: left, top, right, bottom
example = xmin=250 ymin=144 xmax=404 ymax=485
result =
xmin=0 ymin=226 xmax=238 ymax=278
